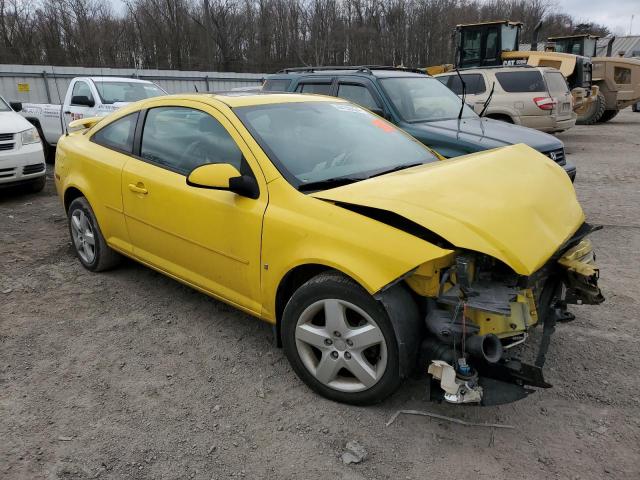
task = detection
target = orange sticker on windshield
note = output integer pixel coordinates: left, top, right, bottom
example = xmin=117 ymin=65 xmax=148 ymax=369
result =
xmin=372 ymin=118 xmax=395 ymax=133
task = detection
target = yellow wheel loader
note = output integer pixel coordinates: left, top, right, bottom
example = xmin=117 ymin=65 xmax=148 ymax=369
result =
xmin=427 ymin=21 xmax=598 ymax=113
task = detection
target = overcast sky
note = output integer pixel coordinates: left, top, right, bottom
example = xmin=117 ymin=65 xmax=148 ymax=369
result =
xmin=556 ymin=0 xmax=639 ymax=35
xmin=109 ymin=0 xmax=639 ymax=36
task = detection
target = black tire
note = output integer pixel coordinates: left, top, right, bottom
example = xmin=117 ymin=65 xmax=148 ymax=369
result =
xmin=597 ymin=109 xmax=619 ymax=123
xmin=67 ymin=197 xmax=121 ymax=272
xmin=282 ymin=271 xmax=404 ymax=405
xmin=28 ymin=175 xmax=46 ymax=193
xmin=576 ymin=92 xmax=606 ymax=125
xmin=633 ymin=103 xmax=639 ymax=113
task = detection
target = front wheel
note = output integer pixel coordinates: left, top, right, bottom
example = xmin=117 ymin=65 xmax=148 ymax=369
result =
xmin=282 ymin=272 xmax=402 ymax=405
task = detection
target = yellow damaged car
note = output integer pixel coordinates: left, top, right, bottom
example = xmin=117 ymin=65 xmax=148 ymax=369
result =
xmin=54 ymin=93 xmax=603 ymax=406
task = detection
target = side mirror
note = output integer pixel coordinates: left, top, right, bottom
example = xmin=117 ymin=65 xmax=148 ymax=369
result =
xmin=369 ymin=107 xmax=387 ymax=118
xmin=187 ymin=163 xmax=259 ymax=199
xmin=9 ymin=101 xmax=22 ymax=112
xmin=71 ymin=95 xmax=95 ymax=107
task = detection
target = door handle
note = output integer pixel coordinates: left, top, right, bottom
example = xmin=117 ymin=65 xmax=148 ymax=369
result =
xmin=128 ymin=183 xmax=148 ymax=195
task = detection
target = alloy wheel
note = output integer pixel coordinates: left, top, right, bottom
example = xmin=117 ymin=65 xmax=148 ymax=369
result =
xmin=70 ymin=209 xmax=96 ymax=264
xmin=294 ymin=299 xmax=388 ymax=393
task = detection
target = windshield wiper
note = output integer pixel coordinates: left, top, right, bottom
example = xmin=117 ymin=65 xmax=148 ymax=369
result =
xmin=455 ymin=68 xmax=466 ymax=120
xmin=298 ymin=176 xmax=363 ymax=192
xmin=479 ymin=81 xmax=496 ymax=117
xmin=367 ymin=162 xmax=424 ymax=179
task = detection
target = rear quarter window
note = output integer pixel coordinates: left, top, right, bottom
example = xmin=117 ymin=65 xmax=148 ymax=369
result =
xmin=545 ymin=72 xmax=569 ymax=93
xmin=91 ymin=112 xmax=138 ymax=153
xmin=495 ymin=71 xmax=546 ymax=93
xmin=263 ymin=79 xmax=292 ymax=92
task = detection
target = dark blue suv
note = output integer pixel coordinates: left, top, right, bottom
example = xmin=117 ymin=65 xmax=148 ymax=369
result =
xmin=264 ymin=66 xmax=576 ymax=180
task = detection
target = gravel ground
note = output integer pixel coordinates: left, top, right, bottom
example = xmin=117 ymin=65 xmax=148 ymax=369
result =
xmin=1 ymin=109 xmax=639 ymax=480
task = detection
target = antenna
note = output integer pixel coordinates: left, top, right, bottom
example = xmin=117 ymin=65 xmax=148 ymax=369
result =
xmin=49 ymin=65 xmax=67 ymax=136
xmin=194 ymin=84 xmax=199 ymax=92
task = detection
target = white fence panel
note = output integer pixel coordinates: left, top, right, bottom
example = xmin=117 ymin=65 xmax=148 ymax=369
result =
xmin=0 ymin=64 xmax=266 ymax=104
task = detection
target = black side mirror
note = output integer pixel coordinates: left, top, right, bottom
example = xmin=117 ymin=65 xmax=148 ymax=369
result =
xmin=71 ymin=95 xmax=95 ymax=107
xmin=9 ymin=101 xmax=22 ymax=112
xmin=229 ymin=175 xmax=260 ymax=199
xmin=369 ymin=107 xmax=386 ymax=118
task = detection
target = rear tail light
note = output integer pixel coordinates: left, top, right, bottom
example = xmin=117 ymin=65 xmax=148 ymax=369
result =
xmin=534 ymin=97 xmax=556 ymax=110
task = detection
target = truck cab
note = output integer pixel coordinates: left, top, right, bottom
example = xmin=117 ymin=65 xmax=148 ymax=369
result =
xmin=16 ymin=77 xmax=166 ymax=162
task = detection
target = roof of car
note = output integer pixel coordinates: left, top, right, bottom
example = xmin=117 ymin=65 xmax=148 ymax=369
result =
xmin=268 ymin=66 xmax=428 ymax=79
xmin=85 ymin=77 xmax=157 ymax=84
xmin=434 ymin=65 xmax=556 ymax=76
xmin=150 ymin=92 xmax=346 ymax=108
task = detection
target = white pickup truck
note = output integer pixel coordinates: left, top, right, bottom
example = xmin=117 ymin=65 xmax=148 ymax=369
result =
xmin=13 ymin=76 xmax=166 ymax=162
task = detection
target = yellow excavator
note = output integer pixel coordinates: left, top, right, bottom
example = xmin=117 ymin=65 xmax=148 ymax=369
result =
xmin=426 ymin=21 xmax=598 ymax=113
xmin=544 ymin=34 xmax=640 ymax=124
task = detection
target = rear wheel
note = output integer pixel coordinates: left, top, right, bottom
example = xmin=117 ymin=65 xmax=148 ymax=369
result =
xmin=282 ymin=272 xmax=403 ymax=405
xmin=576 ymin=92 xmax=606 ymax=125
xmin=68 ymin=197 xmax=121 ymax=272
xmin=597 ymin=109 xmax=619 ymax=123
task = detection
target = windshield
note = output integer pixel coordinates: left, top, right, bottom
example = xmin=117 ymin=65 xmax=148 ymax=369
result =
xmin=235 ymin=102 xmax=438 ymax=189
xmin=0 ymin=97 xmax=10 ymax=111
xmin=93 ymin=81 xmax=165 ymax=104
xmin=379 ymin=77 xmax=477 ymax=123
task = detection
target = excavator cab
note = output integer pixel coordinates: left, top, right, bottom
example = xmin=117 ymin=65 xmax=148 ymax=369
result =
xmin=456 ymin=21 xmax=522 ymax=68
xmin=548 ymin=35 xmax=599 ymax=57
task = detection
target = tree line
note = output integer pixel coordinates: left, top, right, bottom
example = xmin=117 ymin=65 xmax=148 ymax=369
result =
xmin=0 ymin=0 xmax=610 ymax=73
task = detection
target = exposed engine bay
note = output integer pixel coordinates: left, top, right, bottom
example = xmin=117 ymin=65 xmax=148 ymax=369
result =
xmin=405 ymin=223 xmax=605 ymax=406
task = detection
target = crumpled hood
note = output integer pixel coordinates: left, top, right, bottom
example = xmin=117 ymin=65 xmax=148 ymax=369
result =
xmin=407 ymin=116 xmax=562 ymax=154
xmin=311 ymin=144 xmax=584 ymax=275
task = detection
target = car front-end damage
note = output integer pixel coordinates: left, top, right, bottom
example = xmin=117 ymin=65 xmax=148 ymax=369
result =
xmin=405 ymin=223 xmax=604 ymax=405
xmin=310 ymin=143 xmax=605 ymax=405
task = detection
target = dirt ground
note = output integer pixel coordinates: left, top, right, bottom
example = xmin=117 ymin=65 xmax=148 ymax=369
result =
xmin=1 ymin=109 xmax=639 ymax=480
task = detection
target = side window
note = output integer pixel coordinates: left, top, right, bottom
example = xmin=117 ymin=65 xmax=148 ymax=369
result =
xmin=614 ymin=67 xmax=631 ymax=84
xmin=485 ymin=28 xmax=498 ymax=60
xmin=91 ymin=113 xmax=138 ymax=153
xmin=71 ymin=81 xmax=94 ymax=105
xmin=295 ymin=83 xmax=332 ymax=95
xmin=446 ymin=74 xmax=486 ymax=95
xmin=495 ymin=71 xmax=546 ymax=92
xmin=263 ymin=79 xmax=292 ymax=92
xmin=336 ymin=84 xmax=380 ymax=110
xmin=140 ymin=107 xmax=242 ymax=175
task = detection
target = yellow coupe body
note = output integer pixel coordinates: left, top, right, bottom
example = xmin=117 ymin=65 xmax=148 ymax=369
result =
xmin=55 ymin=93 xmax=602 ymax=405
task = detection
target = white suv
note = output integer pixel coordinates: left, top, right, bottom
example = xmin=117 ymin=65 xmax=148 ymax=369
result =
xmin=0 ymin=96 xmax=46 ymax=192
xmin=436 ymin=66 xmax=577 ymax=133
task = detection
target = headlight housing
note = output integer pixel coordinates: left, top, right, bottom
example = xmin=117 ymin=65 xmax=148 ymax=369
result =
xmin=21 ymin=127 xmax=40 ymax=145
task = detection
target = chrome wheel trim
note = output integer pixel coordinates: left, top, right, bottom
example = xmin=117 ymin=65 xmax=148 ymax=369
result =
xmin=295 ymin=299 xmax=388 ymax=393
xmin=71 ymin=209 xmax=96 ymax=264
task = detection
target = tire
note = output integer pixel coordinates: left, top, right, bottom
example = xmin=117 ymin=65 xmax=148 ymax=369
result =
xmin=576 ymin=92 xmax=606 ymax=125
xmin=597 ymin=109 xmax=619 ymax=123
xmin=633 ymin=103 xmax=639 ymax=113
xmin=28 ymin=175 xmax=46 ymax=193
xmin=282 ymin=271 xmax=404 ymax=405
xmin=67 ymin=197 xmax=121 ymax=272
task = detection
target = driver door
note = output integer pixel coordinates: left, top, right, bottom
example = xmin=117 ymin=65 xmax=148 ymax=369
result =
xmin=64 ymin=79 xmax=96 ymax=129
xmin=121 ymin=100 xmax=267 ymax=314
